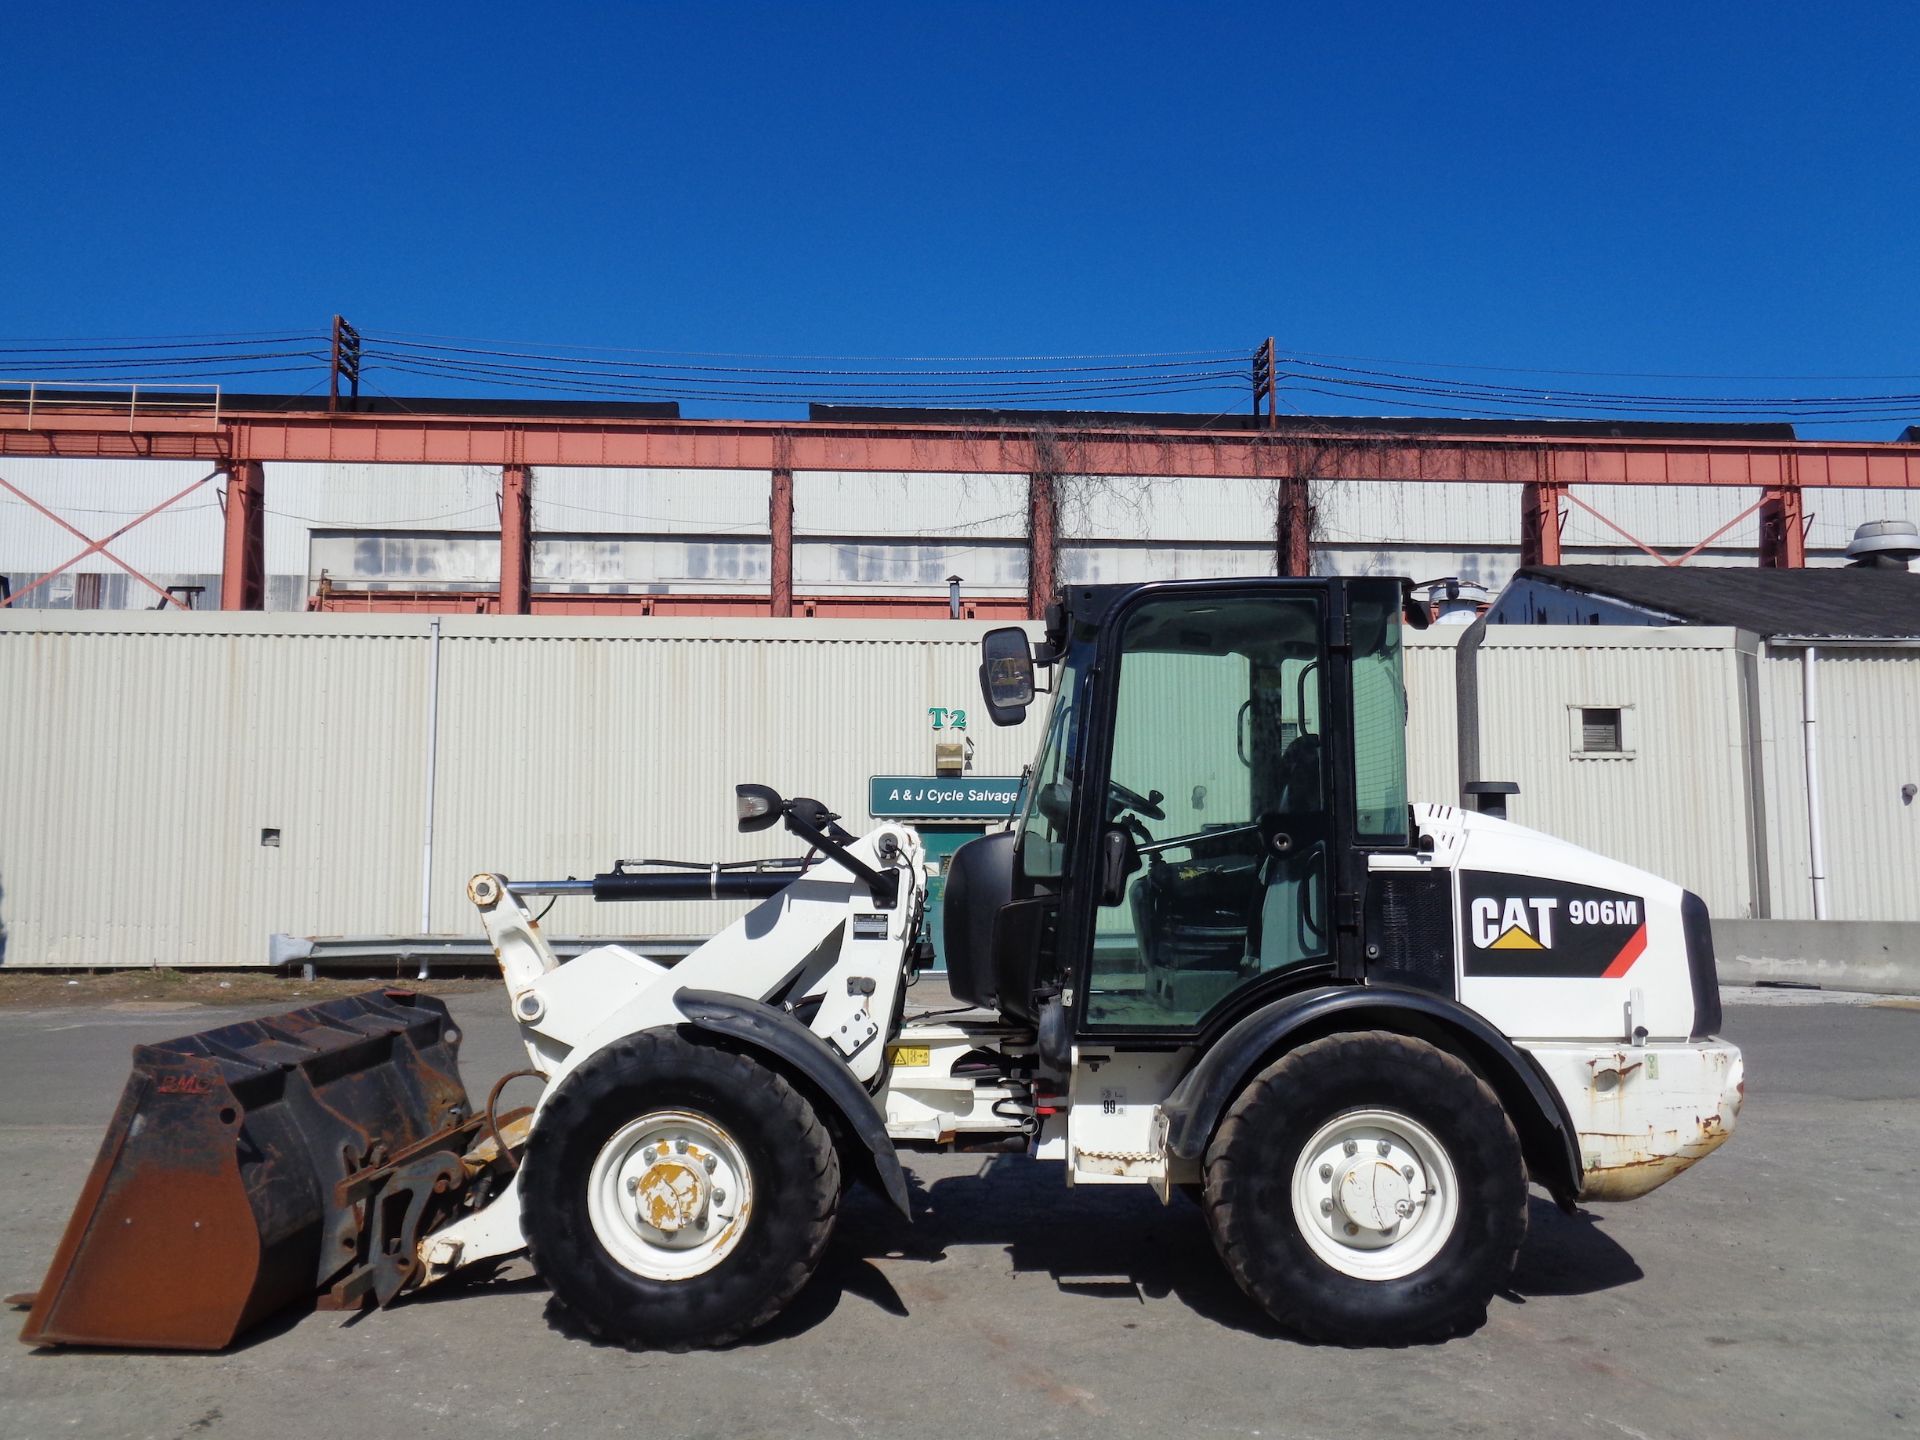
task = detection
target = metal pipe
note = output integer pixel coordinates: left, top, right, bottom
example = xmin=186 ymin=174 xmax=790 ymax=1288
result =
xmin=1454 ymin=608 xmax=1491 ymax=802
xmin=418 ymin=616 xmax=444 ymax=975
xmin=1801 ymin=645 xmax=1829 ymax=920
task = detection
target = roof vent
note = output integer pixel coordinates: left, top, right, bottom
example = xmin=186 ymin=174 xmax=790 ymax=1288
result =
xmin=1845 ymin=519 xmax=1920 ymax=570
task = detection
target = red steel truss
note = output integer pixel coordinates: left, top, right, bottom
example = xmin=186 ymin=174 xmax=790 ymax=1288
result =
xmin=3 ymin=400 xmax=1915 ymax=616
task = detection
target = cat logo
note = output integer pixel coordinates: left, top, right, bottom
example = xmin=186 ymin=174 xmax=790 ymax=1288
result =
xmin=1471 ymin=896 xmax=1557 ymax=951
xmin=1460 ymin=873 xmax=1650 ymax=979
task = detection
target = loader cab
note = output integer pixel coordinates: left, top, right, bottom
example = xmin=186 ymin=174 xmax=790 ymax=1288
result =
xmin=946 ymin=577 xmax=1416 ymax=1039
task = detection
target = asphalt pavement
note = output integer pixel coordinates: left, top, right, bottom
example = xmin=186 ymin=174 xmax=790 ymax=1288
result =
xmin=1 ymin=985 xmax=1914 ymax=1440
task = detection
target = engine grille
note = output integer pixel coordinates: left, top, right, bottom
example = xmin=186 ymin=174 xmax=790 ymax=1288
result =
xmin=1364 ymin=870 xmax=1456 ymax=996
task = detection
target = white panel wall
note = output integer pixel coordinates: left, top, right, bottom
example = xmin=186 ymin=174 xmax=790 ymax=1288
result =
xmin=531 ymin=467 xmax=770 ymax=535
xmin=795 ymin=472 xmax=1027 ymax=538
xmin=1757 ymin=645 xmax=1920 ymax=921
xmin=1471 ymin=628 xmax=1758 ymax=915
xmin=0 ymin=613 xmax=1043 ymax=966
xmin=0 ymin=458 xmax=224 ymax=572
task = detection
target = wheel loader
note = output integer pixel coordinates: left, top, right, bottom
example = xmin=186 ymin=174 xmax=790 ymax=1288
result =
xmin=17 ymin=575 xmax=1743 ymax=1351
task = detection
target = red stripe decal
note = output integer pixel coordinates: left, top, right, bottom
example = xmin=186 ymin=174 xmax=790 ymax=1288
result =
xmin=1602 ymin=923 xmax=1648 ymax=979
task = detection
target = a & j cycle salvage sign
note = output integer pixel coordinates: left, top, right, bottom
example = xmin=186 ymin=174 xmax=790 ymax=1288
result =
xmin=868 ymin=776 xmax=1025 ymax=819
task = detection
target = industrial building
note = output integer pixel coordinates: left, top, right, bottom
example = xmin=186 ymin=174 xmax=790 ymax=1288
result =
xmin=1 ymin=391 xmax=1916 ymax=970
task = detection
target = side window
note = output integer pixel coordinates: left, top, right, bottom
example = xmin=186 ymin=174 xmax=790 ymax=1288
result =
xmin=1016 ymin=643 xmax=1088 ymax=883
xmin=1083 ymin=595 xmax=1329 ymax=1030
xmin=1348 ymin=590 xmax=1410 ymax=846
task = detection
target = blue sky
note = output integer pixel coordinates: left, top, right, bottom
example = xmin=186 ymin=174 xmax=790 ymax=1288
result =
xmin=3 ymin=3 xmax=1914 ymax=430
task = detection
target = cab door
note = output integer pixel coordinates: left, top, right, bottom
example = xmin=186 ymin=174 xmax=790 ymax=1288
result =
xmin=1071 ymin=587 xmax=1336 ymax=1033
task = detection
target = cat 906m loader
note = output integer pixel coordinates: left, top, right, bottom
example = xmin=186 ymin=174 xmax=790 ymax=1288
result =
xmin=19 ymin=576 xmax=1742 ymax=1351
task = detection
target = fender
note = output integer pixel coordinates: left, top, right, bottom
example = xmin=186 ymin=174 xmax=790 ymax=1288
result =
xmin=1160 ymin=983 xmax=1584 ymax=1206
xmin=673 ymin=987 xmax=912 ymax=1219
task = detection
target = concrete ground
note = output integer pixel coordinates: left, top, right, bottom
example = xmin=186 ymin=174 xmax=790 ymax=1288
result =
xmin=1 ymin=987 xmax=1914 ymax=1440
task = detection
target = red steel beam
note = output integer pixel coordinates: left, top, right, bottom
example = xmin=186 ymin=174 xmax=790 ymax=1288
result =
xmin=1758 ymin=485 xmax=1808 ymax=568
xmin=769 ymin=433 xmax=794 ymax=618
xmin=1520 ymin=480 xmax=1565 ymax=566
xmin=4 ymin=405 xmax=1918 ymax=487
xmin=220 ymin=460 xmax=265 ymax=610
xmin=498 ymin=464 xmax=532 ymax=614
xmin=1028 ymin=469 xmax=1057 ymax=618
xmin=1277 ymin=476 xmax=1312 ymax=576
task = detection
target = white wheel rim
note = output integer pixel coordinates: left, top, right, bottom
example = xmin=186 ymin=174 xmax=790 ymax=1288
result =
xmin=586 ymin=1110 xmax=754 ymax=1281
xmin=1289 ymin=1108 xmax=1460 ymax=1281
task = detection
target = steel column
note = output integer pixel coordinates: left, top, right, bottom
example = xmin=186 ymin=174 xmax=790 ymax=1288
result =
xmin=1027 ymin=469 xmax=1057 ymax=618
xmin=1520 ymin=480 xmax=1565 ymax=567
xmin=220 ymin=460 xmax=265 ymax=610
xmin=496 ymin=464 xmax=532 ymax=613
xmin=769 ymin=439 xmax=794 ymax=618
xmin=1277 ymin=476 xmax=1312 ymax=576
xmin=1759 ymin=485 xmax=1807 ymax=568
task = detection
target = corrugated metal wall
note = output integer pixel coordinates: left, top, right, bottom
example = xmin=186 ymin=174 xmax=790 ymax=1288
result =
xmin=1470 ymin=628 xmax=1758 ymax=915
xmin=2 ymin=612 xmax=1911 ymax=966
xmin=0 ymin=613 xmax=1042 ymax=966
xmin=1756 ymin=645 xmax=1920 ymax=921
xmin=0 ymin=616 xmax=429 ymax=966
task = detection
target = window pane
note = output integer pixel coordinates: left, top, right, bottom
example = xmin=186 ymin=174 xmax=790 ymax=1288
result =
xmin=1349 ymin=591 xmax=1410 ymax=845
xmin=1084 ymin=594 xmax=1329 ymax=1030
xmin=1016 ymin=641 xmax=1089 ymax=883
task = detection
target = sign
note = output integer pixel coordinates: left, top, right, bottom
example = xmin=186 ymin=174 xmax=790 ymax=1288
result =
xmin=868 ymin=775 xmax=1025 ymax=819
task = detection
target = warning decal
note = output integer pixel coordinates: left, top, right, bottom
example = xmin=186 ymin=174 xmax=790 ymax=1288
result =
xmin=1460 ymin=872 xmax=1651 ymax=979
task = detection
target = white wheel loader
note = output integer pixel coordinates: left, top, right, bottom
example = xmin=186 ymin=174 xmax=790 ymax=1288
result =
xmin=18 ymin=576 xmax=1743 ymax=1351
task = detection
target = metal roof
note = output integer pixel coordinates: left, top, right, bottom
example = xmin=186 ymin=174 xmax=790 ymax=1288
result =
xmin=1495 ymin=563 xmax=1920 ymax=639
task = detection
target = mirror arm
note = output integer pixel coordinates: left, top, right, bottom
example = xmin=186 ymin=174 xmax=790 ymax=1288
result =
xmin=784 ymin=810 xmax=899 ymax=907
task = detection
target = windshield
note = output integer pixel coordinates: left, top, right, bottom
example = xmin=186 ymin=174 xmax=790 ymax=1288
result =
xmin=1014 ymin=633 xmax=1092 ymax=882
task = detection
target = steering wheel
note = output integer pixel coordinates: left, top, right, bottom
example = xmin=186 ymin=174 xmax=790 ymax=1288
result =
xmin=1108 ymin=781 xmax=1166 ymax=822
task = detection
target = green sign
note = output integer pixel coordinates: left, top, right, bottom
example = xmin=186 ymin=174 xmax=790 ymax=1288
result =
xmin=869 ymin=775 xmax=1025 ymax=819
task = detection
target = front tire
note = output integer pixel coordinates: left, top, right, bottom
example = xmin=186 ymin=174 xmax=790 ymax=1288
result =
xmin=520 ymin=1029 xmax=840 ymax=1349
xmin=1203 ymin=1030 xmax=1527 ymax=1344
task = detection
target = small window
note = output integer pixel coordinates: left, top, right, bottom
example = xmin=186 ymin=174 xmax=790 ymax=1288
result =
xmin=1581 ymin=707 xmax=1623 ymax=753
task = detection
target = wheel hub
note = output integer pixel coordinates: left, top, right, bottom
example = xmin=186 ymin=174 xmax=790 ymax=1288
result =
xmin=1290 ymin=1108 xmax=1459 ymax=1281
xmin=587 ymin=1111 xmax=753 ymax=1280
xmin=1332 ymin=1156 xmax=1416 ymax=1233
xmin=632 ymin=1157 xmax=709 ymax=1234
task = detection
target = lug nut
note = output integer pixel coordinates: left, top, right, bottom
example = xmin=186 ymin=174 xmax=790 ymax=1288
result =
xmin=1344 ymin=1222 xmax=1360 ymax=1236
xmin=1343 ymin=1139 xmax=1358 ymax=1157
xmin=1401 ymin=1164 xmax=1416 ymax=1181
xmin=675 ymin=1138 xmax=689 ymax=1154
xmin=712 ymin=1188 xmax=727 ymax=1206
xmin=1320 ymin=1198 xmax=1333 ymax=1215
xmin=703 ymin=1154 xmax=718 ymax=1173
xmin=626 ymin=1176 xmax=639 ymax=1194
xmin=1376 ymin=1140 xmax=1391 ymax=1156
xmin=1319 ymin=1162 xmax=1333 ymax=1181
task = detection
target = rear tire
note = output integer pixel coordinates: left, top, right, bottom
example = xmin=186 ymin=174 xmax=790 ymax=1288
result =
xmin=520 ymin=1029 xmax=840 ymax=1349
xmin=1203 ymin=1030 xmax=1526 ymax=1344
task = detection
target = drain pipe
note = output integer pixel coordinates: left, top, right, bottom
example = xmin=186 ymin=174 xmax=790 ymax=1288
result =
xmin=419 ymin=616 xmax=445 ymax=976
xmin=1801 ymin=644 xmax=1829 ymax=920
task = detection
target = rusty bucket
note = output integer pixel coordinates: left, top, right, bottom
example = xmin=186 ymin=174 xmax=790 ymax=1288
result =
xmin=19 ymin=990 xmax=478 ymax=1351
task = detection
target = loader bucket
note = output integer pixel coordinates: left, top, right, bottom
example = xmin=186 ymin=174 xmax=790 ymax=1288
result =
xmin=19 ymin=990 xmax=478 ymax=1351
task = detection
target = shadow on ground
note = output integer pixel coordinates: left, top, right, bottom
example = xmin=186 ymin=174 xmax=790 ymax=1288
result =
xmin=529 ymin=1154 xmax=1644 ymax=1351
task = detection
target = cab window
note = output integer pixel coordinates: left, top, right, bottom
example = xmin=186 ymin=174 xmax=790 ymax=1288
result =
xmin=1082 ymin=594 xmax=1330 ymax=1030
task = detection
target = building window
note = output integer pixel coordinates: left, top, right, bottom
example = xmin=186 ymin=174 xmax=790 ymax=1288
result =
xmin=1571 ymin=704 xmax=1631 ymax=757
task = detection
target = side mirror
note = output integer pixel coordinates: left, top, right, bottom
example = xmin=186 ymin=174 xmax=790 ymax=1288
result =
xmin=735 ymin=782 xmax=785 ymax=832
xmin=979 ymin=626 xmax=1037 ymax=726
